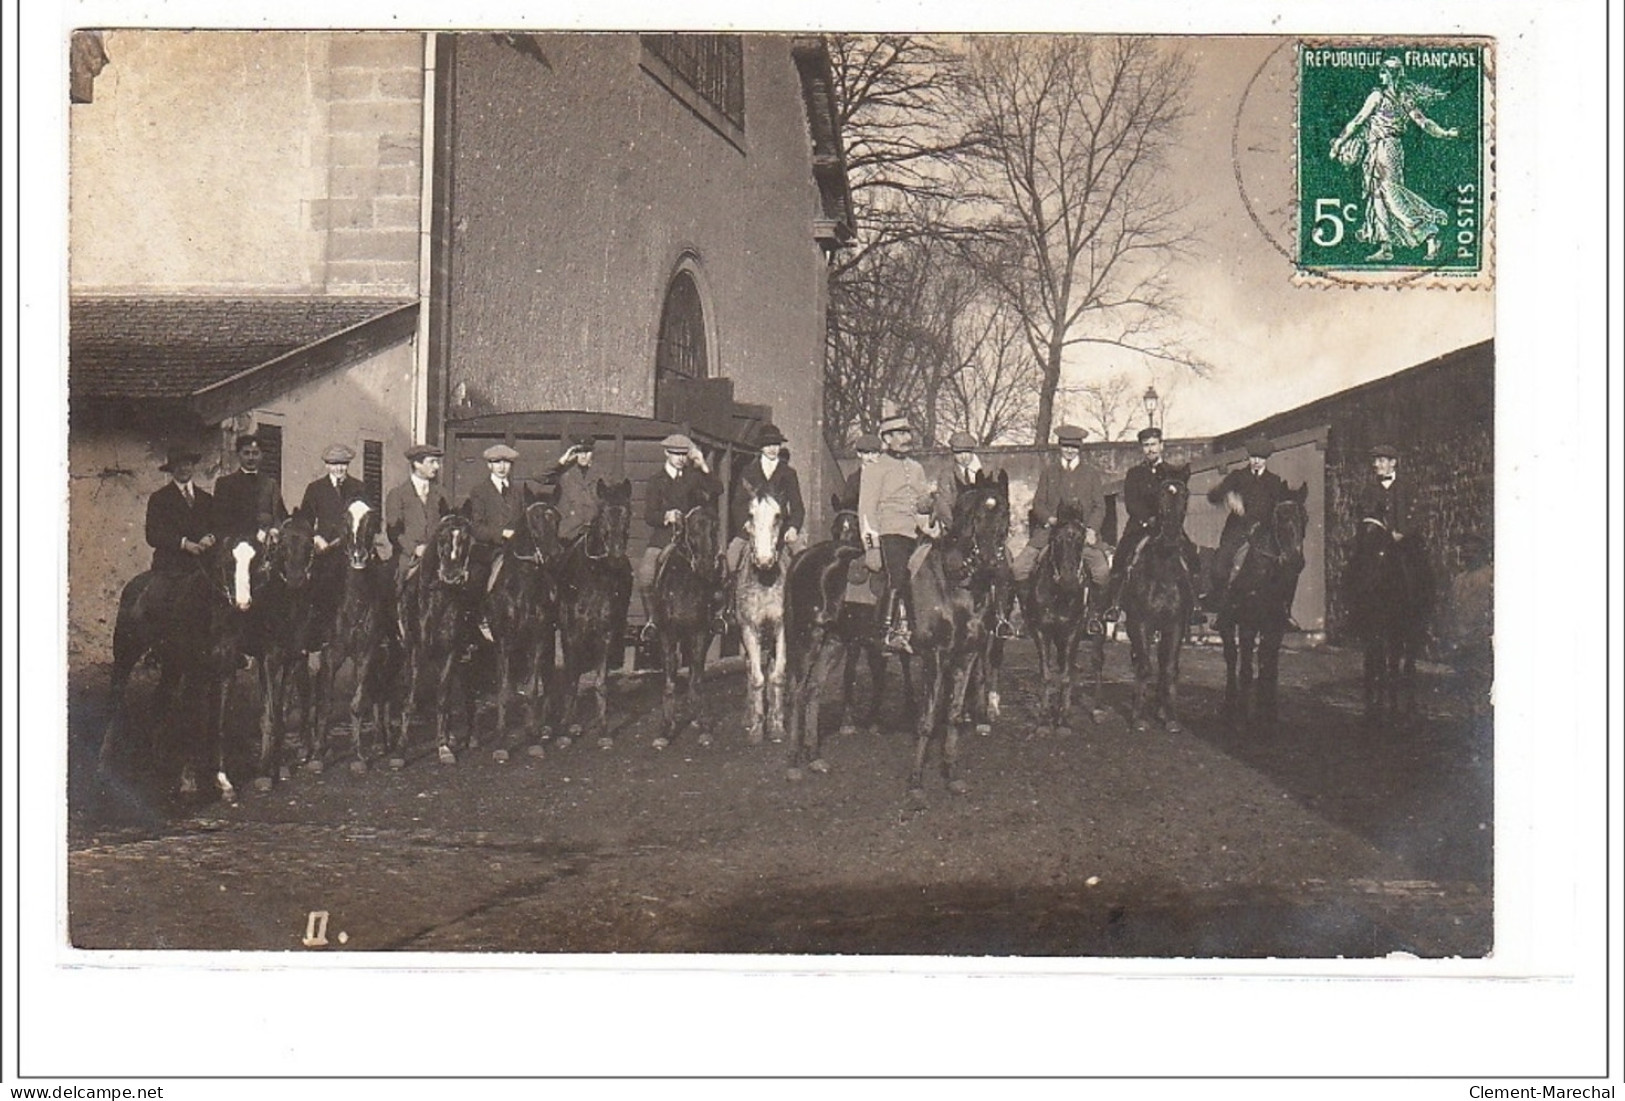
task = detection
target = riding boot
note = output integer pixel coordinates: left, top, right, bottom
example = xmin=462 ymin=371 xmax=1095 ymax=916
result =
xmin=1101 ymin=572 xmax=1124 ymax=623
xmin=884 ymin=593 xmax=914 ymax=654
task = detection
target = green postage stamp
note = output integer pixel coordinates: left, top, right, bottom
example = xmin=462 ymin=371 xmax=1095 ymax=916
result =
xmin=1296 ymin=41 xmax=1492 ymax=286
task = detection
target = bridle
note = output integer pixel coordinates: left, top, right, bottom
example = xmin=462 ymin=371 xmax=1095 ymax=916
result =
xmin=1041 ymin=517 xmax=1089 ymax=590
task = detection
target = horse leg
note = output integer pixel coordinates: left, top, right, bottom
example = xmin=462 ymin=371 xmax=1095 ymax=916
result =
xmin=655 ymin=633 xmax=680 ymax=750
xmin=253 ymin=654 xmax=279 ymax=791
xmin=984 ymin=635 xmax=1003 ymax=723
xmin=1162 ymin=625 xmax=1186 ymax=735
xmin=1128 ymin=626 xmax=1153 ymax=731
xmin=210 ymin=667 xmax=238 ymax=804
xmin=943 ymin=657 xmax=975 ymax=794
xmin=805 ymin=639 xmax=842 ymax=773
xmin=1257 ymin=630 xmax=1281 ymax=722
xmin=590 ymin=639 xmax=613 ymax=749
xmin=1087 ymin=633 xmax=1107 ymax=724
xmin=767 ymin=621 xmax=788 ymax=743
xmin=1033 ymin=627 xmax=1055 ymax=735
xmin=434 ymin=647 xmax=459 ymax=764
xmin=740 ymin=626 xmax=766 ymax=744
xmin=1221 ymin=624 xmax=1241 ymax=716
xmin=349 ymin=648 xmax=373 ymax=773
xmin=835 ymin=640 xmax=860 ymax=736
xmin=908 ymin=653 xmax=945 ymax=801
xmin=1239 ymin=627 xmax=1257 ymax=717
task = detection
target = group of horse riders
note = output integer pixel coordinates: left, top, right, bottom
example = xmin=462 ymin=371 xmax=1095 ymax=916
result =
xmin=139 ymin=420 xmax=1418 ymax=661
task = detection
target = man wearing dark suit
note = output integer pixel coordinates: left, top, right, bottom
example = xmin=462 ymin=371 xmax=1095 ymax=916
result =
xmin=212 ymin=433 xmax=286 ymax=546
xmin=1205 ymin=436 xmax=1290 ymax=613
xmin=638 ymin=434 xmax=721 ymax=632
xmin=384 ymin=443 xmax=451 ymax=584
xmin=463 ymin=442 xmax=528 ymax=579
xmin=299 ymin=443 xmax=366 ymax=644
xmin=1103 ymin=426 xmax=1199 ymax=618
xmin=1352 ymin=443 xmax=1417 ymax=541
xmin=539 ymin=435 xmax=599 ymax=544
xmin=137 ymin=446 xmax=217 ymax=625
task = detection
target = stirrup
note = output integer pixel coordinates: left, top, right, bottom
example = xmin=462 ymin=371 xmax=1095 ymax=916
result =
xmin=884 ymin=626 xmax=914 ymax=654
xmin=1085 ymin=614 xmax=1105 ymax=637
xmin=639 ymin=621 xmax=658 ymax=644
xmin=994 ymin=617 xmax=1019 ymax=640
xmin=710 ymin=612 xmax=730 ymax=636
xmin=478 ymin=618 xmax=495 ymax=643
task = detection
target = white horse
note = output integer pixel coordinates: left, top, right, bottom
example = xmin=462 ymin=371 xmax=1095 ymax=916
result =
xmin=735 ymin=488 xmax=788 ymax=743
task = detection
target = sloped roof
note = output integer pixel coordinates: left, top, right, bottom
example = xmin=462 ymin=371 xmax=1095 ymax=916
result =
xmin=70 ymin=295 xmax=418 ymax=421
xmin=790 ymin=36 xmax=856 ymax=246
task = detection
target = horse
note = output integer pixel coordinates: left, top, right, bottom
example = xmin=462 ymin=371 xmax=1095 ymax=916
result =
xmin=482 ymin=499 xmax=563 ymax=760
xmin=1219 ymin=484 xmax=1310 ymax=723
xmin=553 ymin=478 xmax=633 ymax=750
xmin=782 ymin=506 xmax=868 ymax=779
xmin=245 ymin=514 xmax=318 ymax=790
xmin=735 ymin=487 xmax=790 ymax=745
xmin=826 ymin=506 xmax=914 ymax=737
xmin=1120 ymin=464 xmax=1198 ymax=733
xmin=312 ymin=500 xmax=401 ymax=773
xmin=1019 ymin=504 xmax=1107 ymax=734
xmin=399 ymin=511 xmax=478 ymax=766
xmin=649 ymin=504 xmax=722 ymax=750
xmin=906 ymin=469 xmax=1009 ymax=800
xmin=1345 ymin=516 xmax=1434 ymax=721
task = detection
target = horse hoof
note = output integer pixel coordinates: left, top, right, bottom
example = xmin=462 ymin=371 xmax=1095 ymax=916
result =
xmin=1055 ymin=724 xmax=1073 ymax=738
xmin=526 ymin=744 xmax=546 ymax=759
xmin=810 ymin=758 xmax=830 ymax=774
xmin=987 ymin=691 xmax=1001 ymax=719
xmin=539 ymin=726 xmax=554 ymax=741
xmin=947 ymin=779 xmax=969 ymax=796
xmin=304 ymin=759 xmax=324 ymax=774
xmin=837 ymin=724 xmax=857 ymax=737
xmin=596 ymin=737 xmax=613 ymax=750
xmin=568 ymin=724 xmax=583 ymax=740
xmin=555 ymin=736 xmax=573 ymax=750
xmin=350 ymin=759 xmax=368 ymax=775
xmin=467 ymin=736 xmax=481 ymax=750
xmin=975 ymin=723 xmax=992 ymax=737
xmin=387 ymin=756 xmax=406 ymax=771
xmin=1034 ymin=723 xmax=1053 ymax=738
xmin=253 ymin=776 xmax=274 ymax=794
xmin=907 ymin=787 xmax=928 ymax=806
xmin=492 ymin=749 xmax=509 ymax=764
xmin=746 ymin=729 xmax=764 ymax=746
xmin=1133 ymin=718 xmax=1150 ymax=732
xmin=1091 ymin=709 xmax=1107 ymax=725
xmin=278 ymin=765 xmax=292 ymax=782
xmin=437 ymin=745 xmax=456 ymax=766
xmin=697 ymin=732 xmax=713 ymax=748
xmin=1165 ymin=721 xmax=1184 ymax=735
xmin=786 ymin=767 xmax=804 ymax=782
xmin=652 ymin=737 xmax=670 ymax=751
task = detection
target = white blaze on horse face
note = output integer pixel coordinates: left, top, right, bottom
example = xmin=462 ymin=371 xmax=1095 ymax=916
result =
xmin=347 ymin=499 xmax=372 ymax=539
xmin=748 ymin=494 xmax=782 ymax=568
xmin=232 ymin=541 xmax=257 ymax=609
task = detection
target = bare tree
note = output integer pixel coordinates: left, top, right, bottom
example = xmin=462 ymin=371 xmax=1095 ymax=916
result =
xmin=1060 ymin=372 xmax=1138 ymax=442
xmin=957 ymin=36 xmax=1208 ymax=445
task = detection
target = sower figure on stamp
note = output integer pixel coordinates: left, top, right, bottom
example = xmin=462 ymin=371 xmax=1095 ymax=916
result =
xmin=384 ymin=444 xmax=451 ymax=641
xmin=858 ymin=414 xmax=935 ymax=655
xmin=212 ymin=433 xmax=286 ymax=548
xmin=722 ymin=424 xmax=805 ymax=632
xmin=1102 ymin=426 xmax=1198 ymax=624
xmin=298 ymin=444 xmax=366 ymax=646
xmin=931 ymin=431 xmax=1018 ymax=639
xmin=638 ymin=434 xmax=722 ymax=640
xmin=1205 ymin=436 xmax=1289 ymax=628
xmin=1011 ymin=425 xmax=1112 ymax=634
xmin=135 ymin=446 xmax=217 ymax=627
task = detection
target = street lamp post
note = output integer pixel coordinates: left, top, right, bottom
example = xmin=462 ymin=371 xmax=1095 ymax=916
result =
xmin=1142 ymin=385 xmax=1160 ymax=429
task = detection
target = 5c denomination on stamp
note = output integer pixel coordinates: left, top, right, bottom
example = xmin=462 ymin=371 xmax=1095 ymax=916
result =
xmin=1296 ymin=40 xmax=1493 ymax=287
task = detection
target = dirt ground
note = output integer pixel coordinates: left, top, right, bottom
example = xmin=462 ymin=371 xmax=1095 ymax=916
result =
xmin=65 ymin=635 xmax=1493 ymax=958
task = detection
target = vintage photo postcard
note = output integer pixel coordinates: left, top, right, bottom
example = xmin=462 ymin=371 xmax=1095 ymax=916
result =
xmin=7 ymin=0 xmax=1615 ymax=1089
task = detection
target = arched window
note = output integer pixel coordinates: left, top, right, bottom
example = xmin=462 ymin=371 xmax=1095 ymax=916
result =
xmin=655 ymin=270 xmax=708 ymax=381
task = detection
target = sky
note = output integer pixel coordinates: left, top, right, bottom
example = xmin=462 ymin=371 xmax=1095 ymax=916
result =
xmin=1061 ymin=35 xmax=1494 ymax=437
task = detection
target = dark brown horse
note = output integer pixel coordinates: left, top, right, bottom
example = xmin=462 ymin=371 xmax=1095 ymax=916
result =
xmin=649 ymin=504 xmax=722 ymax=750
xmin=1220 ymin=484 xmax=1309 ymax=722
xmin=247 ymin=514 xmax=318 ymax=790
xmin=314 ymin=501 xmax=400 ymax=773
xmin=1121 ymin=465 xmax=1198 ymax=733
xmin=553 ymin=478 xmax=633 ymax=749
xmin=906 ymin=470 xmax=1009 ymax=800
xmin=783 ymin=508 xmax=867 ymax=779
xmin=483 ymin=499 xmax=563 ymax=760
xmin=826 ymin=507 xmax=914 ymax=737
xmin=1020 ymin=505 xmax=1107 ymax=734
xmin=1345 ymin=516 xmax=1434 ymax=721
xmin=399 ymin=511 xmax=478 ymax=766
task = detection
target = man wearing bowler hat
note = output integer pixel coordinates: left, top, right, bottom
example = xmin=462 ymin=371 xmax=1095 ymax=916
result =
xmin=137 ymin=445 xmax=217 ymax=626
xmin=639 ymin=433 xmax=721 ymax=636
xmin=721 ymin=424 xmax=805 ymax=630
xmin=299 ymin=443 xmax=367 ymax=644
xmin=540 ymin=434 xmax=599 ymax=545
xmin=1012 ymin=425 xmax=1112 ymax=631
xmin=1205 ymin=435 xmax=1289 ymax=620
xmin=1353 ymin=443 xmax=1417 ymax=543
xmin=212 ymin=433 xmax=286 ymax=547
xmin=385 ymin=443 xmax=450 ymax=640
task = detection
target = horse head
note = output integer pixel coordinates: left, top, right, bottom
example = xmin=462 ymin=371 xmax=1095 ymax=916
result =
xmin=522 ymin=500 xmax=563 ymax=561
xmin=212 ymin=537 xmax=261 ymax=612
xmin=745 ymin=489 xmax=786 ymax=571
xmin=1271 ymin=483 xmax=1310 ymax=572
xmin=343 ymin=499 xmax=381 ymax=570
xmin=951 ymin=468 xmax=1010 ymax=574
xmin=679 ymin=504 xmax=720 ymax=569
xmin=587 ymin=478 xmax=633 ymax=560
xmin=1045 ymin=503 xmax=1091 ymax=590
xmin=430 ymin=513 xmax=475 ymax=586
xmin=272 ymin=513 xmax=317 ymax=591
xmin=830 ymin=506 xmax=862 ymax=548
xmin=1151 ymin=464 xmax=1191 ymax=542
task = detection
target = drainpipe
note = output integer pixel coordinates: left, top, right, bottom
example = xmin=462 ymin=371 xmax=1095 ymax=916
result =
xmin=412 ymin=32 xmax=437 ymax=444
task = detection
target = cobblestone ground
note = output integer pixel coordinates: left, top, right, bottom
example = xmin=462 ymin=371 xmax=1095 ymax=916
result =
xmin=65 ymin=636 xmax=1492 ymax=957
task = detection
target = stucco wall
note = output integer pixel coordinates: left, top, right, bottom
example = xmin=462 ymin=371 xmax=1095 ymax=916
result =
xmin=441 ymin=33 xmax=828 ymax=526
xmin=70 ymin=30 xmax=423 ymax=294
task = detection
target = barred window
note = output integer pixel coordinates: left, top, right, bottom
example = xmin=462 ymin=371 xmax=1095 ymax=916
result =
xmin=656 ymin=271 xmax=708 ymax=381
xmin=640 ymin=33 xmax=745 ymax=131
xmin=255 ymin=422 xmax=284 ymax=486
xmin=362 ymin=439 xmax=384 ymax=510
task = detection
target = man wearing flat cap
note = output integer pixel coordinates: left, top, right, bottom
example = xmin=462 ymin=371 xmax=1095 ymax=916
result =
xmin=1353 ymin=443 xmax=1418 ymax=543
xmin=212 ymin=433 xmax=286 ymax=547
xmin=639 ymin=433 xmax=721 ymax=632
xmin=463 ymin=443 xmax=529 ymax=614
xmin=540 ymin=435 xmax=599 ymax=545
xmin=385 ymin=443 xmax=450 ymax=640
xmin=299 ymin=444 xmax=367 ymax=641
xmin=137 ymin=446 xmax=218 ymax=626
xmin=1102 ymin=425 xmax=1192 ymax=620
xmin=1205 ymin=436 xmax=1289 ymax=616
xmin=720 ymin=424 xmax=806 ymax=627
xmin=858 ymin=413 xmax=934 ymax=652
xmin=1012 ymin=425 xmax=1111 ymax=629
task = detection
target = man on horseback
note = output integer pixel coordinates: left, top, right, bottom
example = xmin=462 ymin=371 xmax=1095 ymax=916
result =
xmin=1011 ymin=425 xmax=1111 ymax=634
xmin=1353 ymin=441 xmax=1425 ymax=585
xmin=931 ymin=431 xmax=1018 ymax=638
xmin=1204 ymin=436 xmax=1289 ymax=627
xmin=1102 ymin=426 xmax=1198 ymax=623
xmin=384 ymin=443 xmax=450 ymax=638
xmin=639 ymin=434 xmax=721 ymax=637
xmin=299 ymin=444 xmax=367 ymax=644
xmin=540 ymin=434 xmax=598 ymax=545
xmin=721 ymin=423 xmax=805 ymax=631
xmin=212 ymin=433 xmax=286 ymax=546
xmin=463 ymin=443 xmax=528 ymax=640
xmin=135 ymin=446 xmax=217 ymax=625
xmin=858 ymin=414 xmax=934 ymax=654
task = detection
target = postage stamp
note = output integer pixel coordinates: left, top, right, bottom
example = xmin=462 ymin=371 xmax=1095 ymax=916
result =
xmin=1295 ymin=40 xmax=1493 ymax=287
